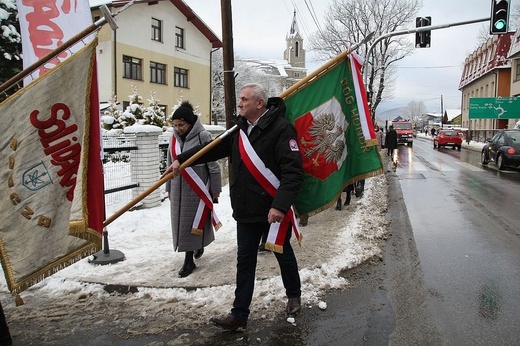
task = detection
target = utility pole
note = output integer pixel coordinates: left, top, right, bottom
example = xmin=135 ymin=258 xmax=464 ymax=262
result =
xmin=220 ymin=0 xmax=236 ymax=183
xmin=440 ymin=95 xmax=444 ymax=129
xmin=220 ymin=0 xmax=237 ymax=130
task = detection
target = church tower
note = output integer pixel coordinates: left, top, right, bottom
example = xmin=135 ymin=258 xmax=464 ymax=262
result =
xmin=284 ymin=10 xmax=306 ymax=69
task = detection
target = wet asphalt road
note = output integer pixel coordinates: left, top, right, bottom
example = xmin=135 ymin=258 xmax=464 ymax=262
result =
xmin=394 ymin=137 xmax=520 ymax=345
xmin=251 ymin=137 xmax=520 ymax=345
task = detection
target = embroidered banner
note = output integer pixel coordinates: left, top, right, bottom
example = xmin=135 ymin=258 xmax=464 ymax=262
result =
xmin=284 ymin=52 xmax=383 ymax=217
xmin=0 ymin=40 xmax=103 ymax=296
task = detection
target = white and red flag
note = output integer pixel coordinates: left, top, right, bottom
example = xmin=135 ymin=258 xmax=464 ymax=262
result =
xmin=16 ymin=0 xmax=94 ymax=85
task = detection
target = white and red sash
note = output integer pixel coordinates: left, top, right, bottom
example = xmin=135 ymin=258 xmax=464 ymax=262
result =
xmin=172 ymin=136 xmax=221 ymax=235
xmin=238 ymin=130 xmax=302 ymax=254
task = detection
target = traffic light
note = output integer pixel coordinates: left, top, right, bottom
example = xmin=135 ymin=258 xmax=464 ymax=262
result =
xmin=415 ymin=17 xmax=431 ymax=48
xmin=490 ymin=0 xmax=510 ymax=34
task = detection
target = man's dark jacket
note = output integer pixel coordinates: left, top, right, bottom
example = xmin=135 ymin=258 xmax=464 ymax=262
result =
xmin=176 ymin=97 xmax=303 ymax=223
xmin=385 ymin=129 xmax=398 ymax=150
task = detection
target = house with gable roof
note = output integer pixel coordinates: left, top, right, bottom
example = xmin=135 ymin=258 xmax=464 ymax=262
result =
xmin=90 ymin=0 xmax=222 ymax=124
xmin=459 ymin=33 xmax=514 ymax=131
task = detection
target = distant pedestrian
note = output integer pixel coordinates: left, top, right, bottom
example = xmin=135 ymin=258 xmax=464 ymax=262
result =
xmin=375 ymin=125 xmax=385 ymax=150
xmin=336 ymin=180 xmax=365 ymax=211
xmin=431 ymin=127 xmax=436 ymax=137
xmin=384 ymin=125 xmax=398 ymax=157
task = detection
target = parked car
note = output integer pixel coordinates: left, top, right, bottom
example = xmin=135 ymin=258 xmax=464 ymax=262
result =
xmin=433 ymin=130 xmax=462 ymax=150
xmin=481 ymin=129 xmax=520 ymax=170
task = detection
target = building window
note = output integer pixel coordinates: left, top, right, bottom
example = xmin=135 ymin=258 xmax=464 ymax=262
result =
xmin=295 ymin=41 xmax=299 ymax=57
xmin=123 ymin=55 xmax=142 ymax=80
xmin=152 ymin=18 xmax=162 ymax=42
xmin=175 ymin=26 xmax=185 ymax=49
xmin=174 ymin=67 xmax=188 ymax=88
xmin=150 ymin=61 xmax=166 ymax=84
xmin=294 ymin=72 xmax=300 ymax=78
xmin=516 ymin=59 xmax=520 ymax=82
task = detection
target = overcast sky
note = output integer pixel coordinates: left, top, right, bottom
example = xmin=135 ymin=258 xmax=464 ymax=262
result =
xmin=90 ymin=0 xmax=513 ymax=114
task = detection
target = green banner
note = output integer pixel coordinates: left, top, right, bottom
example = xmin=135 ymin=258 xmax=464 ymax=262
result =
xmin=284 ymin=58 xmax=383 ymax=217
xmin=469 ymin=97 xmax=520 ymax=119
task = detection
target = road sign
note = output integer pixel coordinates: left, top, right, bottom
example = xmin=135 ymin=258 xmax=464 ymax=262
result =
xmin=469 ymin=97 xmax=520 ymax=119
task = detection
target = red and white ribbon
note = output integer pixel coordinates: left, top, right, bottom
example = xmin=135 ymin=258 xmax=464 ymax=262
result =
xmin=238 ymin=130 xmax=301 ymax=253
xmin=172 ymin=136 xmax=221 ymax=234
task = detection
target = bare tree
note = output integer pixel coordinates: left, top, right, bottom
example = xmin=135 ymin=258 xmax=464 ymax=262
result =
xmin=211 ymin=51 xmax=283 ymax=125
xmin=309 ymin=0 xmax=422 ymax=118
xmin=211 ymin=49 xmax=226 ymax=125
xmin=403 ymin=100 xmax=426 ymax=123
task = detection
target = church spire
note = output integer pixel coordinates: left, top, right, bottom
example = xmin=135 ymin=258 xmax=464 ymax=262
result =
xmin=289 ymin=10 xmax=299 ymax=36
xmin=284 ymin=9 xmax=305 ymax=69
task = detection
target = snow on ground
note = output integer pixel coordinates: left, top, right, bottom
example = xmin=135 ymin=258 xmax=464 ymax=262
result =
xmin=1 ymin=173 xmax=389 ymax=335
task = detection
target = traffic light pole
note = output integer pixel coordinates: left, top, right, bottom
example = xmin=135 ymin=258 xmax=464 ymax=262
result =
xmin=363 ymin=17 xmax=490 ymax=84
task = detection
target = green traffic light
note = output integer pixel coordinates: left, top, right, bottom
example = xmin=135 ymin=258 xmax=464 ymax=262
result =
xmin=494 ymin=19 xmax=507 ymax=30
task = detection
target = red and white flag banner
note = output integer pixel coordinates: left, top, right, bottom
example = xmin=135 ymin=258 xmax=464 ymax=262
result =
xmin=16 ymin=0 xmax=94 ymax=85
xmin=0 ymin=39 xmax=103 ymax=297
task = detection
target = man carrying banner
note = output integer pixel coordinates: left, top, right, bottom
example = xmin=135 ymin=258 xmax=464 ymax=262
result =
xmin=165 ymin=83 xmax=303 ymax=331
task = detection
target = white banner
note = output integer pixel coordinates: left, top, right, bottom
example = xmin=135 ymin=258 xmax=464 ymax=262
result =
xmin=16 ymin=0 xmax=94 ymax=85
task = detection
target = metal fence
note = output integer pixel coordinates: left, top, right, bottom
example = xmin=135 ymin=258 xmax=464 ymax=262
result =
xmin=466 ymin=129 xmax=501 ymax=143
xmin=102 ymin=130 xmax=227 ymax=208
xmin=102 ymin=134 xmax=139 ymax=207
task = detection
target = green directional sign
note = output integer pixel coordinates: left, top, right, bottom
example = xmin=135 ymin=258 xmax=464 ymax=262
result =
xmin=469 ymin=97 xmax=520 ymax=119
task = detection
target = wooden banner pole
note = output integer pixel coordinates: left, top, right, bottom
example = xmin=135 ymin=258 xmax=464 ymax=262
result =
xmin=103 ymin=125 xmax=238 ymax=227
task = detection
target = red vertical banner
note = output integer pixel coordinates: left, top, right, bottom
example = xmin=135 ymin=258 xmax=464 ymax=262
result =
xmin=87 ymin=59 xmax=105 ymax=235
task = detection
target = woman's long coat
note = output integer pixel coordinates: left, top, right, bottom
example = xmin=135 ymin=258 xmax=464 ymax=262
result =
xmin=165 ymin=120 xmax=221 ymax=252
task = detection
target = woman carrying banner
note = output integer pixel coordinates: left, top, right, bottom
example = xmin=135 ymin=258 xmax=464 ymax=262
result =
xmin=166 ymin=101 xmax=222 ymax=278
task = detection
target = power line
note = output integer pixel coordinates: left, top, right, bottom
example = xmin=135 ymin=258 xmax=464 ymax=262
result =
xmin=396 ymin=65 xmax=461 ymax=69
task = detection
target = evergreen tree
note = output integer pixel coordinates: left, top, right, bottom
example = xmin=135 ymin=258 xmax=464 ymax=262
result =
xmin=100 ymin=94 xmax=123 ymax=133
xmin=143 ymin=91 xmax=166 ymax=128
xmin=120 ymin=84 xmax=143 ymax=127
xmin=0 ymin=0 xmax=22 ymax=100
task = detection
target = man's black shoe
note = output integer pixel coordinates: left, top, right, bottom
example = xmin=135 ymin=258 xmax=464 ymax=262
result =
xmin=178 ymin=261 xmax=196 ymax=278
xmin=299 ymin=217 xmax=308 ymax=227
xmin=194 ymin=248 xmax=204 ymax=259
xmin=286 ymin=297 xmax=301 ymax=316
xmin=210 ymin=314 xmax=247 ymax=331
xmin=335 ymin=198 xmax=342 ymax=211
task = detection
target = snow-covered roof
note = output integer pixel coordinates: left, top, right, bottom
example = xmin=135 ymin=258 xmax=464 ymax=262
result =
xmin=507 ymin=27 xmax=520 ymax=59
xmin=444 ymin=109 xmax=461 ymax=121
xmin=424 ymin=109 xmax=461 ymax=121
xmin=238 ymin=58 xmax=293 ymax=77
xmin=90 ymin=0 xmax=222 ymax=48
xmin=459 ymin=33 xmax=513 ymax=89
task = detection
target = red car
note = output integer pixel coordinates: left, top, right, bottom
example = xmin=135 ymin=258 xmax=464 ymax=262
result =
xmin=433 ymin=130 xmax=462 ymax=151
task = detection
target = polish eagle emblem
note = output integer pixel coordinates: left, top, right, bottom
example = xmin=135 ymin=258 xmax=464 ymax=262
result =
xmin=300 ymin=112 xmax=345 ymax=166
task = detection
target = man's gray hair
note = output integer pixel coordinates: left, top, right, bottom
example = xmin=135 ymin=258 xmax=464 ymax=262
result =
xmin=241 ymin=83 xmax=267 ymax=103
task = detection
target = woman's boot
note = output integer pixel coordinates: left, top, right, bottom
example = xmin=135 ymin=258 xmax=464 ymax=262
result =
xmin=178 ymin=251 xmax=196 ymax=278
